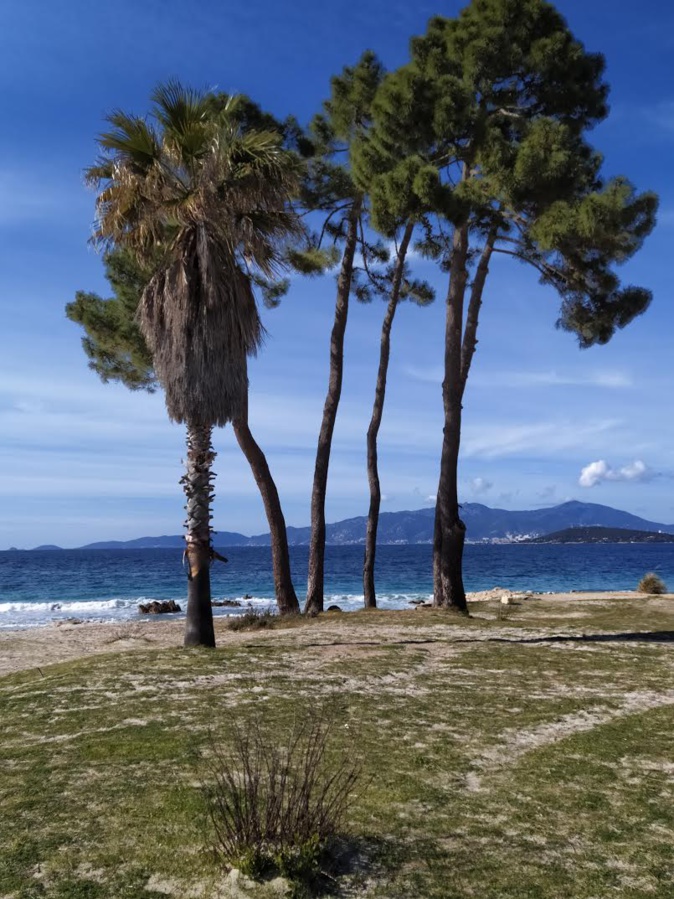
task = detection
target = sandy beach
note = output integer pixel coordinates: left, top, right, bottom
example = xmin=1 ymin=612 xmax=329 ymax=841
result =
xmin=0 ymin=589 xmax=663 ymax=678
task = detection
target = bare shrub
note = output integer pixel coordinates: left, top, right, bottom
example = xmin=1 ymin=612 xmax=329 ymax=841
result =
xmin=227 ymin=608 xmax=276 ymax=631
xmin=637 ymin=572 xmax=667 ymax=595
xmin=202 ymin=714 xmax=361 ymax=889
xmin=102 ymin=623 xmax=154 ymax=644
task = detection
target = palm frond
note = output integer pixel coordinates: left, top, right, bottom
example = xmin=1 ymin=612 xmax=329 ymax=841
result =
xmin=97 ymin=112 xmax=160 ymax=172
xmin=151 ymin=80 xmax=211 ymax=132
xmin=87 ymin=80 xmax=303 ymax=426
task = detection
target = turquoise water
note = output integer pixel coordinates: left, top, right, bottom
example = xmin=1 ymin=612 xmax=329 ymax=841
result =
xmin=1 ymin=543 xmax=672 ymax=628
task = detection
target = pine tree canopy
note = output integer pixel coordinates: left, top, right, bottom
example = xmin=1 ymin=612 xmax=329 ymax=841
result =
xmin=291 ymin=52 xmax=392 ymax=292
xmin=66 ymin=250 xmax=156 ymax=391
xmin=352 ymin=0 xmax=657 ymax=346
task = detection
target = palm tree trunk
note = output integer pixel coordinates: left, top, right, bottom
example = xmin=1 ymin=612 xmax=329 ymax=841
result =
xmin=183 ymin=422 xmax=217 ymax=647
xmin=305 ymin=201 xmax=362 ymax=615
xmin=433 ymin=223 xmax=470 ymax=613
xmin=363 ymin=221 xmax=414 ymax=608
xmin=233 ymin=401 xmax=299 ymax=615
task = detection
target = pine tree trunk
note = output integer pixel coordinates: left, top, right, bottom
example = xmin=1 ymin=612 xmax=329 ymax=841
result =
xmin=433 ymin=227 xmax=497 ymax=610
xmin=183 ymin=422 xmax=217 ymax=647
xmin=433 ymin=223 xmax=470 ymax=614
xmin=233 ymin=407 xmax=299 ymax=616
xmin=305 ymin=201 xmax=362 ymax=615
xmin=434 ymin=418 xmax=468 ymax=612
xmin=363 ymin=221 xmax=414 ymax=608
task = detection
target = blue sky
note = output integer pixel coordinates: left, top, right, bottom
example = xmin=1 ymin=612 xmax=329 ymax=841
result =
xmin=1 ymin=0 xmax=673 ymax=548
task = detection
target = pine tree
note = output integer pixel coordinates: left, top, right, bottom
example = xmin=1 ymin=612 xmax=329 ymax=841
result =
xmin=365 ymin=0 xmax=658 ymax=611
xmin=295 ymin=52 xmax=387 ymax=614
xmin=351 ymin=96 xmax=437 ymax=608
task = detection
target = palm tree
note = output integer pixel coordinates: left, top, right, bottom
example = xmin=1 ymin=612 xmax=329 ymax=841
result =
xmin=87 ymin=82 xmax=301 ymax=646
xmin=66 ymin=250 xmax=300 ymax=617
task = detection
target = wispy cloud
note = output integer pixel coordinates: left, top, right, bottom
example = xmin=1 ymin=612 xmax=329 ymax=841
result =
xmin=657 ymin=207 xmax=674 ymax=227
xmin=470 ymin=477 xmax=493 ymax=494
xmin=578 ymin=459 xmax=656 ymax=488
xmin=462 ymin=419 xmax=621 ymax=460
xmin=645 ymin=101 xmax=674 ymax=135
xmin=403 ymin=364 xmax=444 ymax=384
xmin=468 ymin=369 xmax=633 ymax=389
xmin=537 ymin=485 xmax=557 ymax=502
xmin=404 ymin=365 xmax=633 ymax=389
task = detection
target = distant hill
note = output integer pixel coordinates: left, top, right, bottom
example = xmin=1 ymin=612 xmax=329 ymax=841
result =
xmin=250 ymin=501 xmax=674 ymax=545
xmin=45 ymin=500 xmax=674 ymax=550
xmin=245 ymin=507 xmax=438 ymax=547
xmin=526 ymin=526 xmax=674 ymax=544
xmin=80 ymin=531 xmax=250 ymax=550
xmin=459 ymin=500 xmax=674 ymax=542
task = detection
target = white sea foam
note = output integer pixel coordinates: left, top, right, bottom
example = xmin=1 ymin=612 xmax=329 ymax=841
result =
xmin=0 ymin=592 xmax=429 ymax=629
xmin=0 ymin=597 xmax=144 ymax=629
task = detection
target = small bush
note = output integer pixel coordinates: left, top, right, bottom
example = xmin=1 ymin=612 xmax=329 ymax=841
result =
xmin=202 ymin=714 xmax=361 ymax=893
xmin=227 ymin=608 xmax=276 ymax=631
xmin=637 ymin=572 xmax=667 ymax=595
xmin=496 ymin=601 xmax=516 ymax=621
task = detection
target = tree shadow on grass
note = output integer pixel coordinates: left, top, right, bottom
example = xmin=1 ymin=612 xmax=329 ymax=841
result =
xmin=502 ymin=630 xmax=674 ymax=645
xmin=324 ymin=835 xmax=408 ymax=898
xmin=300 ymin=630 xmax=674 ymax=653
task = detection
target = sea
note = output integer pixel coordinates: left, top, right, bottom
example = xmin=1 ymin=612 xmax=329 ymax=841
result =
xmin=0 ymin=543 xmax=673 ymax=630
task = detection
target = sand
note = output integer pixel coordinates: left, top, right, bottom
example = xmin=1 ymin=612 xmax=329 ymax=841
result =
xmin=0 ymin=590 xmax=655 ymax=678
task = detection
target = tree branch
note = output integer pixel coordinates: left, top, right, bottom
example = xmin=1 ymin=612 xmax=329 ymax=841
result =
xmin=460 ymin=225 xmax=498 ymax=391
xmin=492 ymin=246 xmax=569 ymax=286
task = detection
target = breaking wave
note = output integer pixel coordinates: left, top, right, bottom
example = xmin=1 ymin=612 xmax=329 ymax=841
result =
xmin=0 ymin=592 xmax=431 ymax=629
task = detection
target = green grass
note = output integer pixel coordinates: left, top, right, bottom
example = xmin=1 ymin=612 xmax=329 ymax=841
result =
xmin=1 ymin=596 xmax=673 ymax=897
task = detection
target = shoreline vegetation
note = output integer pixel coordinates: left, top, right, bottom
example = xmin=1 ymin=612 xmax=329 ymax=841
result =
xmin=2 ymin=593 xmax=673 ymax=897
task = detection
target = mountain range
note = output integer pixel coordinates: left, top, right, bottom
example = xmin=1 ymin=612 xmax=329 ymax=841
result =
xmin=30 ymin=500 xmax=674 ymax=550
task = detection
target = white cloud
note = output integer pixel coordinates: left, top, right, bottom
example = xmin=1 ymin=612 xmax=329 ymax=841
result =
xmin=579 ymin=459 xmax=654 ymax=488
xmin=470 ymin=477 xmax=493 ymax=494
xmin=425 ymin=494 xmax=436 ymax=503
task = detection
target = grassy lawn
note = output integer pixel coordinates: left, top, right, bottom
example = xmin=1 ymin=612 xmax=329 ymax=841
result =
xmin=1 ymin=597 xmax=673 ymax=897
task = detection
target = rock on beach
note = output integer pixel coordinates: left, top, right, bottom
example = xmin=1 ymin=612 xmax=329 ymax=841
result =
xmin=138 ymin=600 xmax=181 ymax=615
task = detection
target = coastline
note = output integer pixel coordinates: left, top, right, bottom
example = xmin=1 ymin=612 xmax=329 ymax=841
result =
xmin=0 ymin=589 xmax=665 ymax=678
